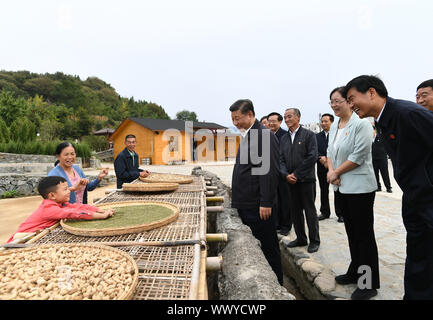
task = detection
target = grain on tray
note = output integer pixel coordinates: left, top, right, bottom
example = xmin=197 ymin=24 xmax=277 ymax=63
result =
xmin=0 ymin=245 xmax=136 ymax=300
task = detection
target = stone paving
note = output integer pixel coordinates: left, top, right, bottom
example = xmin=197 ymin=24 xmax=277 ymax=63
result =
xmin=139 ymin=160 xmax=406 ymax=300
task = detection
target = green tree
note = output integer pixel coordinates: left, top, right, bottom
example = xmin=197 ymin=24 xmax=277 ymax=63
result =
xmin=176 ymin=109 xmax=198 ymax=122
xmin=0 ymin=90 xmax=27 ymax=125
xmin=0 ymin=118 xmax=9 ymax=143
xmin=76 ymin=106 xmax=94 ymax=137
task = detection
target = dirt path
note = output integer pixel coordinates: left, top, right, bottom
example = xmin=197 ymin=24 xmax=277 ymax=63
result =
xmin=0 ymin=183 xmax=116 ymax=244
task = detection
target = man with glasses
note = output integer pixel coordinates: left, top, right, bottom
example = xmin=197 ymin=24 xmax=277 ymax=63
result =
xmin=267 ymin=112 xmax=292 ymax=236
xmin=416 ymin=79 xmax=433 ymax=112
xmin=343 ymin=75 xmax=433 ymax=300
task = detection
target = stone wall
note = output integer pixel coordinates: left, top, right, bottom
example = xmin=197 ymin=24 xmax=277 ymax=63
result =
xmin=191 ymin=167 xmax=295 ymax=300
xmin=0 ymin=174 xmax=116 ymax=197
xmin=0 ymin=152 xmax=83 ymax=166
xmin=0 ymin=174 xmax=45 ymax=196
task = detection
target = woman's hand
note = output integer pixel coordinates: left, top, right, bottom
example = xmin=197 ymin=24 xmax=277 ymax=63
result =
xmin=327 ymin=170 xmax=340 ymax=184
xmin=70 ymin=179 xmax=88 ymax=192
xmin=98 ymin=168 xmax=109 ymax=181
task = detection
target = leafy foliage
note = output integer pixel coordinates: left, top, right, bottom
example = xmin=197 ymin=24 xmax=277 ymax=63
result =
xmin=0 ymin=70 xmax=172 ymax=154
xmin=176 ymin=109 xmax=198 ymax=122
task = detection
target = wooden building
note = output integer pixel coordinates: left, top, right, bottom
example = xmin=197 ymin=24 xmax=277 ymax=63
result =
xmin=111 ymin=118 xmax=241 ymax=165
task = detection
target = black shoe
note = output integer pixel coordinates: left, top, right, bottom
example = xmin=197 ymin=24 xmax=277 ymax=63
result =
xmin=286 ymin=239 xmax=308 ymax=248
xmin=337 ymin=217 xmax=344 ymax=223
xmin=351 ymin=288 xmax=378 ymax=300
xmin=335 ymin=274 xmax=357 ymax=285
xmin=307 ymin=243 xmax=320 ymax=253
xmin=279 ymin=228 xmax=291 ymax=236
xmin=386 ymin=188 xmax=392 ymax=193
xmin=376 ymin=188 xmax=382 ymax=192
xmin=318 ymin=214 xmax=329 ymax=221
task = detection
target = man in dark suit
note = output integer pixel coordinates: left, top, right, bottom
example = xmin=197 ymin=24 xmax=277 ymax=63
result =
xmin=114 ymin=134 xmax=149 ymax=189
xmin=344 ymin=75 xmax=433 ymax=300
xmin=372 ymin=128 xmax=392 ymax=193
xmin=280 ymin=108 xmax=320 ymax=253
xmin=230 ymin=99 xmax=283 ymax=285
xmin=316 ymin=113 xmax=343 ymax=222
xmin=267 ymin=112 xmax=292 ymax=236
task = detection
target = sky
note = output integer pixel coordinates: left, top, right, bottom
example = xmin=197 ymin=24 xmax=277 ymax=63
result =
xmin=1 ymin=0 xmax=432 ymax=129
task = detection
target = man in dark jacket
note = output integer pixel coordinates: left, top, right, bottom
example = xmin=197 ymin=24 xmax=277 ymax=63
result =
xmin=114 ymin=134 xmax=149 ymax=189
xmin=372 ymin=128 xmax=392 ymax=193
xmin=316 ymin=113 xmax=342 ymax=221
xmin=344 ymin=75 xmax=433 ymax=300
xmin=267 ymin=112 xmax=292 ymax=236
xmin=280 ymin=108 xmax=320 ymax=253
xmin=230 ymin=99 xmax=283 ymax=285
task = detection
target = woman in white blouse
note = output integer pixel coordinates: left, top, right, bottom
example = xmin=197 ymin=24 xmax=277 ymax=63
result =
xmin=326 ymin=86 xmax=380 ymax=300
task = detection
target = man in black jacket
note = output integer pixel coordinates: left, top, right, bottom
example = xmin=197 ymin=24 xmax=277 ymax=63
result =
xmin=316 ymin=113 xmax=341 ymax=221
xmin=267 ymin=112 xmax=292 ymax=236
xmin=230 ymin=99 xmax=283 ymax=285
xmin=344 ymin=75 xmax=433 ymax=300
xmin=114 ymin=134 xmax=149 ymax=189
xmin=280 ymin=108 xmax=320 ymax=253
xmin=372 ymin=128 xmax=392 ymax=193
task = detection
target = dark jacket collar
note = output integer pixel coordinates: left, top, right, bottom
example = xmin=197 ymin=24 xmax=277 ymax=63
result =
xmin=378 ymin=97 xmax=395 ymax=128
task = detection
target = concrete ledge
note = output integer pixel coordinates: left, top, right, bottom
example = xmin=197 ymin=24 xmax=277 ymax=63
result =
xmin=279 ymin=237 xmax=350 ymax=300
xmin=192 ymin=167 xmax=295 ymax=300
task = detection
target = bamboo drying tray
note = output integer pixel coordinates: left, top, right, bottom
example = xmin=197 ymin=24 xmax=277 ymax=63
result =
xmin=61 ymin=201 xmax=179 ymax=237
xmin=28 ymin=176 xmax=208 ymax=300
xmin=139 ymin=172 xmax=194 ymax=184
xmin=0 ymin=243 xmax=139 ymax=300
xmin=122 ymin=182 xmax=179 ymax=192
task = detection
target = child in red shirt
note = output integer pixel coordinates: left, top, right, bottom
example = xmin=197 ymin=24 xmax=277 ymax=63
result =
xmin=7 ymin=176 xmax=114 ymax=243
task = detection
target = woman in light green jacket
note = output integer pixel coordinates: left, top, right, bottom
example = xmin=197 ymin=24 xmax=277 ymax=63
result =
xmin=326 ymin=86 xmax=380 ymax=300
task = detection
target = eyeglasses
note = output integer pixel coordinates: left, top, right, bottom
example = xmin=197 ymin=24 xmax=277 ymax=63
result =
xmin=329 ymin=99 xmax=347 ymax=106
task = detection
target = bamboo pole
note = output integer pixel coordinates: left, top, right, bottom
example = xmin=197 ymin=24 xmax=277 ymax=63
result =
xmin=205 ymin=191 xmax=215 ymax=196
xmin=206 ymin=196 xmax=224 ymax=203
xmin=189 ymin=242 xmax=202 ymax=300
xmin=26 ymin=223 xmax=60 ymax=244
xmin=206 ymin=233 xmax=228 ymax=243
xmin=197 ymin=248 xmax=208 ymax=300
xmin=206 ymin=256 xmax=223 ymax=272
xmin=206 ymin=206 xmax=224 ymax=213
xmin=206 ymin=186 xmax=218 ymax=191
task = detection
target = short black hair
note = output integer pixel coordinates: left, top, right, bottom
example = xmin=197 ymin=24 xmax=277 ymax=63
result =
xmin=417 ymin=79 xmax=433 ymax=91
xmin=125 ymin=134 xmax=136 ymax=141
xmin=260 ymin=116 xmax=268 ymax=122
xmin=321 ymin=113 xmax=334 ymax=122
xmin=267 ymin=112 xmax=283 ymax=122
xmin=38 ymin=176 xmax=67 ymax=199
xmin=329 ymin=86 xmax=346 ymax=100
xmin=342 ymin=75 xmax=388 ymax=98
xmin=229 ymin=99 xmax=255 ymax=116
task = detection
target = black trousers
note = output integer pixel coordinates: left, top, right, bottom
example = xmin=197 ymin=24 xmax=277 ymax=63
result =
xmin=317 ymin=170 xmax=331 ymax=218
xmin=274 ymin=178 xmax=292 ymax=231
xmin=237 ymin=207 xmax=283 ymax=285
xmin=288 ymin=182 xmax=320 ymax=245
xmin=373 ymin=158 xmax=391 ymax=190
xmin=402 ymin=197 xmax=433 ymax=300
xmin=335 ymin=191 xmax=380 ymax=289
